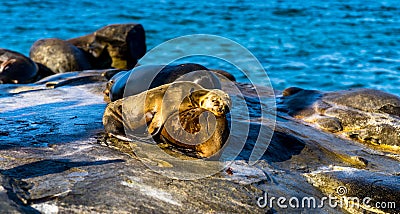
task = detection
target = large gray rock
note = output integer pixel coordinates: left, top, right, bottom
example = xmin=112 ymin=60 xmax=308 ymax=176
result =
xmin=30 ymin=38 xmax=92 ymax=74
xmin=67 ymin=24 xmax=146 ymax=70
xmin=0 ymin=71 xmax=398 ymax=213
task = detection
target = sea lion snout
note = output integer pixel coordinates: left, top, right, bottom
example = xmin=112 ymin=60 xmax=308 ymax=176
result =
xmin=199 ymin=90 xmax=231 ymax=116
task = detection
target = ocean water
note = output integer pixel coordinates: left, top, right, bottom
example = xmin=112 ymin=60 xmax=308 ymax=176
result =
xmin=1 ymin=0 xmax=399 ymax=95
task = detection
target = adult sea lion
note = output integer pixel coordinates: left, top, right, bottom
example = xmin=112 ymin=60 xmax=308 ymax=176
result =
xmin=0 ymin=48 xmax=38 ymax=84
xmin=104 ymin=63 xmax=233 ymax=102
xmin=103 ymin=81 xmax=231 ymax=157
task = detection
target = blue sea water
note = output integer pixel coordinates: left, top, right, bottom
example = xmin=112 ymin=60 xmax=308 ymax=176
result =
xmin=1 ymin=0 xmax=399 ymax=95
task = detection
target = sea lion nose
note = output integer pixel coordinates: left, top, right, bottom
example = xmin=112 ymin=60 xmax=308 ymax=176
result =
xmin=225 ymin=105 xmax=230 ymax=113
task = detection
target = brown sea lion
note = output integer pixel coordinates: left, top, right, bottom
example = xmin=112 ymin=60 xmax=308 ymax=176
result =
xmin=103 ymin=81 xmax=231 ymax=157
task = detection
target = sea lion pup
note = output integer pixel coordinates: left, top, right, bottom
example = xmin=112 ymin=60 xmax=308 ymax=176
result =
xmin=104 ymin=63 xmax=235 ymax=102
xmin=0 ymin=48 xmax=38 ymax=84
xmin=103 ymin=81 xmax=231 ymax=158
xmin=30 ymin=38 xmax=92 ymax=73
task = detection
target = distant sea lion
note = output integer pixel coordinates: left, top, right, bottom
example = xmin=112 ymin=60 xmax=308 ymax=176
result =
xmin=0 ymin=48 xmax=38 ymax=84
xmin=103 ymin=81 xmax=231 ymax=157
xmin=104 ymin=63 xmax=234 ymax=102
xmin=30 ymin=38 xmax=92 ymax=73
xmin=279 ymin=87 xmax=400 ymax=147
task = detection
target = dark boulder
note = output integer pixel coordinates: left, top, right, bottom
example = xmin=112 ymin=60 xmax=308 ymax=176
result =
xmin=68 ymin=24 xmax=146 ymax=70
xmin=30 ymin=38 xmax=92 ymax=73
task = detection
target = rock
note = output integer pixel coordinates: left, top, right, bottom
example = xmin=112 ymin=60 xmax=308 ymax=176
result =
xmin=209 ymin=69 xmax=236 ymax=81
xmin=68 ymin=24 xmax=146 ymax=70
xmin=34 ymin=69 xmax=114 ymax=89
xmin=103 ymin=81 xmax=231 ymax=158
xmin=278 ymin=87 xmax=400 ymax=149
xmin=30 ymin=38 xmax=92 ymax=73
xmin=305 ymin=166 xmax=400 ymax=213
xmin=324 ymin=88 xmax=400 ymax=116
xmin=0 ymin=72 xmax=399 ymax=213
xmin=0 ymin=48 xmax=39 ymax=84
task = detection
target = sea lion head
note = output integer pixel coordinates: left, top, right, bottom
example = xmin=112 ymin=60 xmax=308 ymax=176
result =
xmin=192 ymin=89 xmax=231 ymax=116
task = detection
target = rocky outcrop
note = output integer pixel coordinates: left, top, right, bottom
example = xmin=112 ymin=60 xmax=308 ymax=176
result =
xmin=103 ymin=63 xmax=235 ymax=103
xmin=278 ymin=87 xmax=400 ymax=149
xmin=30 ymin=38 xmax=92 ymax=74
xmin=0 ymin=71 xmax=398 ymax=213
xmin=67 ymin=24 xmax=146 ymax=70
xmin=0 ymin=24 xmax=146 ymax=85
xmin=305 ymin=166 xmax=400 ymax=213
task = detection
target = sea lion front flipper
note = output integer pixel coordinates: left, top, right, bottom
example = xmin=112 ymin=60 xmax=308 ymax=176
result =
xmin=103 ymin=99 xmax=125 ymax=136
xmin=147 ymin=112 xmax=163 ymax=135
xmin=0 ymin=59 xmax=16 ymax=70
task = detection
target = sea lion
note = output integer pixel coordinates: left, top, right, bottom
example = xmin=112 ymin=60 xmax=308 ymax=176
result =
xmin=103 ymin=81 xmax=231 ymax=157
xmin=30 ymin=38 xmax=92 ymax=73
xmin=0 ymin=48 xmax=38 ymax=84
xmin=104 ymin=63 xmax=233 ymax=102
xmin=279 ymin=87 xmax=400 ymax=148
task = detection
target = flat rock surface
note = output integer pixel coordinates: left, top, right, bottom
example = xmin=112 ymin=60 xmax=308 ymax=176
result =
xmin=0 ymin=70 xmax=398 ymax=213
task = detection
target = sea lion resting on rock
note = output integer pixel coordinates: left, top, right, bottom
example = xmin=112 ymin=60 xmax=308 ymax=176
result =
xmin=279 ymin=87 xmax=400 ymax=149
xmin=0 ymin=48 xmax=39 ymax=84
xmin=103 ymin=63 xmax=235 ymax=102
xmin=103 ymin=81 xmax=231 ymax=158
